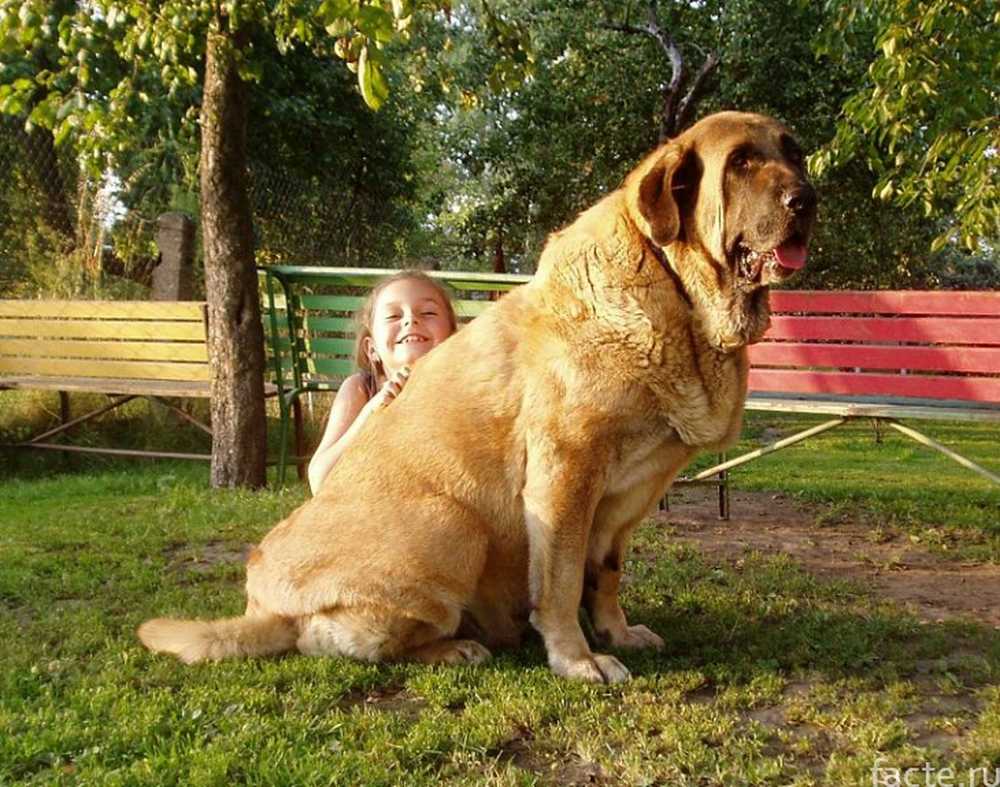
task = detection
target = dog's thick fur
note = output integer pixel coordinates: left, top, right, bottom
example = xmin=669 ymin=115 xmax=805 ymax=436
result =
xmin=140 ymin=112 xmax=816 ymax=683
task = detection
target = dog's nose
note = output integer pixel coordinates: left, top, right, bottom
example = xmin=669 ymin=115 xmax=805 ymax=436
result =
xmin=783 ymin=184 xmax=817 ymax=215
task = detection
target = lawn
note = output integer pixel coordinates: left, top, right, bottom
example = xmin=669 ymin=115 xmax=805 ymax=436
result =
xmin=1 ymin=411 xmax=998 ymax=785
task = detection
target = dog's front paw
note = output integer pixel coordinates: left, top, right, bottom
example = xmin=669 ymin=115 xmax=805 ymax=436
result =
xmin=552 ymin=653 xmax=631 ymax=684
xmin=611 ymin=624 xmax=665 ymax=651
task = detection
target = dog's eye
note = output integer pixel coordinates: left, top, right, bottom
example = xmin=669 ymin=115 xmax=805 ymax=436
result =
xmin=730 ymin=148 xmax=752 ymax=170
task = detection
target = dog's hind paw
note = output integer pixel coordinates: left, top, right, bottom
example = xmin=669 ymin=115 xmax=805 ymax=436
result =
xmin=410 ymin=638 xmax=492 ymax=666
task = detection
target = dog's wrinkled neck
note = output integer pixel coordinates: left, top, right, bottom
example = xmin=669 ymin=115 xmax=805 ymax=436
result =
xmin=647 ymin=241 xmax=693 ymax=310
xmin=652 ymin=239 xmax=770 ymax=353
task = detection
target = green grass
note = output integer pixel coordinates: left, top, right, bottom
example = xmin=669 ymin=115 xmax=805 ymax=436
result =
xmin=1 ymin=401 xmax=999 ymax=784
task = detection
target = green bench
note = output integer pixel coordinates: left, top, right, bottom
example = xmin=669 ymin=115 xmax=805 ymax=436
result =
xmin=259 ymin=266 xmax=529 ymax=483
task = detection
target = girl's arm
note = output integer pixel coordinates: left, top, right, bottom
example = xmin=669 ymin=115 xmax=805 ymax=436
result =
xmin=307 ymin=369 xmax=410 ymax=495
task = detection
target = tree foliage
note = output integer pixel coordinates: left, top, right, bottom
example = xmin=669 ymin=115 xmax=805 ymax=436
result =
xmin=0 ymin=0 xmax=533 ymax=279
xmin=1 ymin=0 xmax=994 ymax=295
xmin=812 ymin=0 xmax=999 ymax=252
xmin=405 ymin=0 xmax=700 ymax=271
xmin=400 ymin=0 xmax=994 ymax=287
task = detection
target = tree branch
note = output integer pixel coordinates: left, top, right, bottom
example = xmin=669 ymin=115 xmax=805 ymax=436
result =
xmin=602 ymin=0 xmax=721 ymax=140
xmin=676 ymin=51 xmax=721 ymax=133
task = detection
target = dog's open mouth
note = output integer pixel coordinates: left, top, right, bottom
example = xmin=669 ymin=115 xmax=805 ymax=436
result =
xmin=735 ymin=236 xmax=809 ymax=287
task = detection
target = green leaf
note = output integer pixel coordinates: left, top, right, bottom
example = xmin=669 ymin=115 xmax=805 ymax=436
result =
xmin=56 ymin=96 xmax=75 ymax=120
xmin=357 ymin=5 xmax=393 ymax=43
xmin=317 ymin=0 xmax=359 ymax=26
xmin=357 ymin=44 xmax=389 ymax=110
xmin=0 ymin=92 xmax=26 ymax=116
xmin=54 ymin=119 xmax=74 ymax=146
xmin=325 ymin=18 xmax=352 ymax=36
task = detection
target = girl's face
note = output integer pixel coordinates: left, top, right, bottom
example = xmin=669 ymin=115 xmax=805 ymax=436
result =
xmin=367 ymin=278 xmax=454 ymax=375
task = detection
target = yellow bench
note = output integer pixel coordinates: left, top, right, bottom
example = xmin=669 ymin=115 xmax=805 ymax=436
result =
xmin=0 ymin=299 xmax=276 ymax=461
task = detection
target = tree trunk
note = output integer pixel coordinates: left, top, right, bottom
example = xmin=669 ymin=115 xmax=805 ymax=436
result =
xmin=492 ymin=226 xmax=506 ymax=274
xmin=200 ymin=21 xmax=267 ymax=488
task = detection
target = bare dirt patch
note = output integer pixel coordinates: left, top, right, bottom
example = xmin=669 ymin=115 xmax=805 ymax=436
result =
xmin=491 ymin=727 xmax=614 ymax=786
xmin=338 ymin=686 xmax=428 ymax=720
xmin=656 ymin=488 xmax=1000 ymax=628
xmin=162 ymin=540 xmax=253 ymax=576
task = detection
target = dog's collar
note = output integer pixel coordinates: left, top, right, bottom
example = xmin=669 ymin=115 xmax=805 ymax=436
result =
xmin=648 ymin=241 xmax=692 ymax=308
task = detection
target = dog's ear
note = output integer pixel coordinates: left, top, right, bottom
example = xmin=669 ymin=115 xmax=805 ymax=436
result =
xmin=626 ymin=144 xmax=701 ymax=247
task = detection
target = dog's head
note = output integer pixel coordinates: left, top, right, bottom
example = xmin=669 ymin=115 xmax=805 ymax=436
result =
xmin=625 ymin=112 xmax=817 ymax=348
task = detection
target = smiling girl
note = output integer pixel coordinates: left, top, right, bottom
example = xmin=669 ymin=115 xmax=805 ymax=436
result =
xmin=307 ymin=271 xmax=458 ymax=494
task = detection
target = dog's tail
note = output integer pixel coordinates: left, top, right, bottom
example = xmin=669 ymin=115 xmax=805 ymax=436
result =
xmin=137 ymin=614 xmax=298 ymax=664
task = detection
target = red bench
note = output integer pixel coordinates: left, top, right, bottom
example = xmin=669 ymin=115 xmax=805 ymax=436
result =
xmin=689 ymin=290 xmax=1000 ymax=514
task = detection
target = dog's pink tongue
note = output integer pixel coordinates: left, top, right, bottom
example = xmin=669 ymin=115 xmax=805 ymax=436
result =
xmin=774 ymin=242 xmax=808 ymax=270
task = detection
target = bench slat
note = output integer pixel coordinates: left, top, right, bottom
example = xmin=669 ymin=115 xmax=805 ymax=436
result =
xmin=0 ymin=375 xmax=213 ymax=396
xmin=297 ymin=294 xmax=365 ymax=312
xmin=749 ymin=368 xmax=1000 ymax=402
xmin=300 ymin=337 xmax=356 ymax=356
xmin=295 ymin=316 xmax=355 ymax=333
xmin=303 ymin=357 xmax=354 ymax=378
xmin=0 ymin=338 xmax=208 ymax=362
xmin=0 ymin=318 xmax=205 ymax=341
xmin=748 ymin=343 xmax=1000 ymax=374
xmin=262 ymin=265 xmax=530 ymax=287
xmin=765 ymin=316 xmax=1000 ymax=345
xmin=770 ymin=290 xmax=1000 ymax=316
xmin=454 ymin=300 xmax=492 ymax=318
xmin=0 ymin=357 xmax=210 ymax=382
xmin=0 ymin=374 xmax=279 ymax=397
xmin=0 ymin=300 xmax=206 ymax=320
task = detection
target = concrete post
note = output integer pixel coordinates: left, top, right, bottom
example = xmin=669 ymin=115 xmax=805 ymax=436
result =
xmin=152 ymin=212 xmax=196 ymax=300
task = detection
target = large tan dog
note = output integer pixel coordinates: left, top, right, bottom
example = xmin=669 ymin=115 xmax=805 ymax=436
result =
xmin=140 ymin=112 xmax=816 ymax=683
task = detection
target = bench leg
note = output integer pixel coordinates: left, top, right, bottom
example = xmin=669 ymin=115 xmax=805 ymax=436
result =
xmin=717 ymin=458 xmax=730 ymax=521
xmin=885 ymin=420 xmax=1000 ymax=486
xmin=277 ymin=402 xmax=290 ymax=486
xmin=149 ymin=396 xmax=212 ymax=436
xmin=276 ymin=391 xmax=301 ymax=487
xmin=690 ymin=418 xmax=849 ymax=481
xmin=293 ymin=397 xmax=305 ymax=481
xmin=21 ymin=395 xmax=137 ymax=445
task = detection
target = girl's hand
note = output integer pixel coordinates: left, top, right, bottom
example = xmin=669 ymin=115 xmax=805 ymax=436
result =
xmin=372 ymin=366 xmax=411 ymax=409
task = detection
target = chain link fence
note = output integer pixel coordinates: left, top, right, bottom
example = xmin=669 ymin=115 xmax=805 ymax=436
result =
xmin=0 ymin=121 xmax=404 ymax=300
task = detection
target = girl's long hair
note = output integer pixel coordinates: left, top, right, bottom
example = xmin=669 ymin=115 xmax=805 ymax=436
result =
xmin=353 ymin=270 xmax=458 ymax=394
